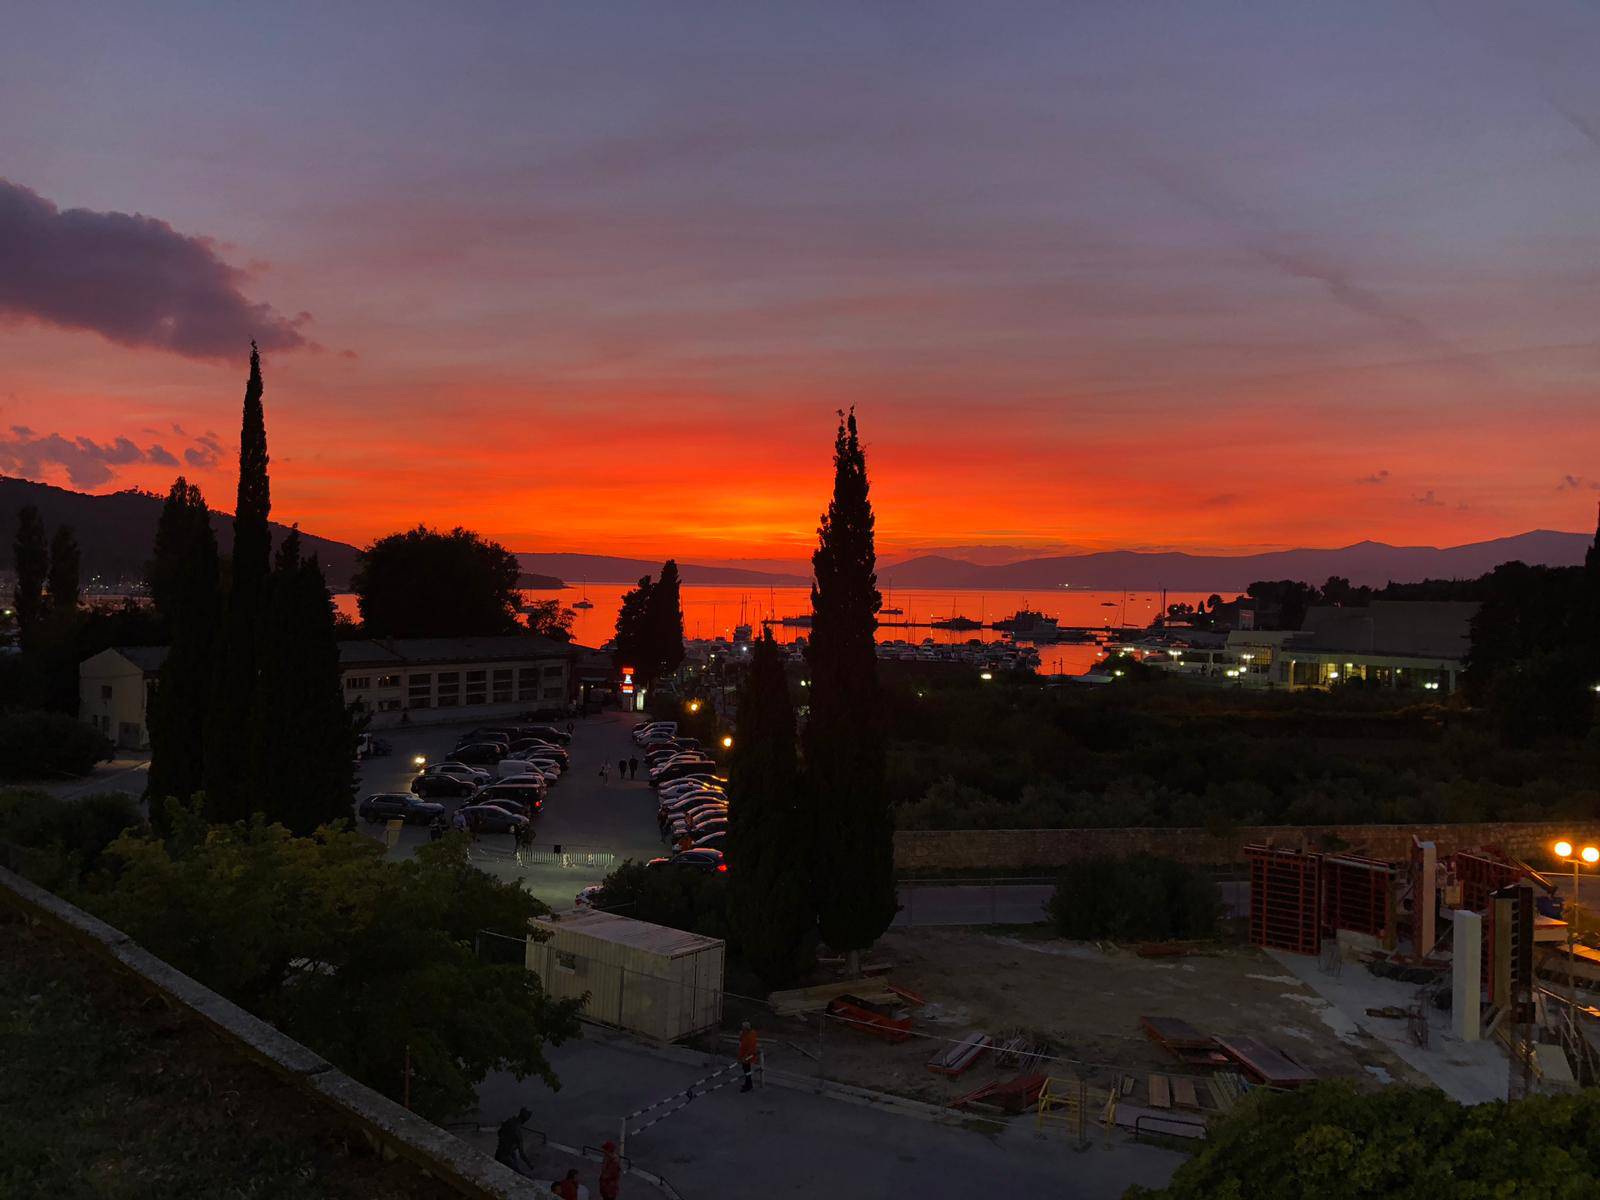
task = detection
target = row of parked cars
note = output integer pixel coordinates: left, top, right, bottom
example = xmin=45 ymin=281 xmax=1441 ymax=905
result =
xmin=355 ymin=722 xmax=574 ymax=836
xmin=633 ymin=720 xmax=730 ymax=874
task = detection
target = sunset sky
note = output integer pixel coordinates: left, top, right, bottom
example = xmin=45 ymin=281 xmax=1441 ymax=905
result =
xmin=3 ymin=1 xmax=1599 ymax=566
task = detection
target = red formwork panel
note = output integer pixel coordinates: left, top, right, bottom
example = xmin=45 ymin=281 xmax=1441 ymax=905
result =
xmin=1454 ymin=852 xmax=1524 ymax=913
xmin=1320 ymin=854 xmax=1393 ymax=939
xmin=1247 ymin=845 xmax=1321 ymax=955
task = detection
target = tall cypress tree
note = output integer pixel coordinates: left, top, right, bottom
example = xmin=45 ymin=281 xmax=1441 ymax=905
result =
xmin=205 ymin=342 xmax=273 ymax=821
xmin=727 ymin=630 xmax=814 ymax=986
xmin=12 ymin=505 xmax=48 ymax=647
xmin=804 ymin=409 xmax=894 ymax=971
xmin=254 ymin=531 xmax=357 ymax=833
xmin=647 ymin=559 xmax=686 ymax=683
xmin=47 ymin=525 xmax=80 ymax=613
xmin=614 ymin=575 xmax=654 ymax=670
xmin=146 ymin=478 xmax=220 ymax=824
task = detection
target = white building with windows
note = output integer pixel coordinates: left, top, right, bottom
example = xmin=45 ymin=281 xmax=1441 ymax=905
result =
xmin=81 ymin=635 xmax=589 ymax=747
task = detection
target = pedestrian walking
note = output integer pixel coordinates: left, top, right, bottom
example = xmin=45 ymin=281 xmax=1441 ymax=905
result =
xmin=552 ymin=1168 xmax=581 ymax=1199
xmin=566 ymin=720 xmax=575 ymax=735
xmin=599 ymin=762 xmax=611 ymax=785
xmin=599 ymin=1141 xmax=622 ymax=1200
xmin=495 ymin=1108 xmax=534 ymax=1176
xmin=738 ymin=1020 xmax=760 ymax=1092
xmin=675 ymin=832 xmax=694 ymax=854
xmin=628 ymin=756 xmax=638 ymax=779
xmin=452 ymin=809 xmax=467 ymax=835
xmin=617 ymin=757 xmax=628 ymax=781
xmin=428 ymin=815 xmax=445 ymax=841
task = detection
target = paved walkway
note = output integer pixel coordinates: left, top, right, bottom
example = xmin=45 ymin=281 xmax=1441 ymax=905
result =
xmin=478 ymin=1033 xmax=1184 ymax=1199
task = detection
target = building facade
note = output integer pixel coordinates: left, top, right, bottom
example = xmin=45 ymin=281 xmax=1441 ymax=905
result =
xmin=1272 ymin=601 xmax=1478 ymax=695
xmin=81 ymin=635 xmax=588 ymax=748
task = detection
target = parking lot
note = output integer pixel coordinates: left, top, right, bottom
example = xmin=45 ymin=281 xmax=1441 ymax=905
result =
xmin=354 ymin=711 xmax=671 ymax=908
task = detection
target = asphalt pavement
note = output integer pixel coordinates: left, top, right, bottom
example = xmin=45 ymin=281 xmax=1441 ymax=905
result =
xmin=478 ymin=1034 xmax=1184 ymax=1199
xmin=354 ymin=710 xmax=670 ymax=908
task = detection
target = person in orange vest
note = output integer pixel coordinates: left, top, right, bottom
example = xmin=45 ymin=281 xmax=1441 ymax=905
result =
xmin=738 ymin=1020 xmax=760 ymax=1093
xmin=552 ymin=1167 xmax=581 ymax=1199
xmin=598 ymin=1141 xmax=622 ymax=1200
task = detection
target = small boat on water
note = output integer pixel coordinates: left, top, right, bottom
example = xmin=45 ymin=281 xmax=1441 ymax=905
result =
xmin=930 ymin=615 xmax=983 ymax=631
xmin=573 ymin=579 xmax=594 ymax=609
xmin=993 ymin=609 xmax=1061 ymax=640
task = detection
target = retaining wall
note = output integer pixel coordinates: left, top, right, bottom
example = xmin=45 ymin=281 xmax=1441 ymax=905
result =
xmin=894 ymin=821 xmax=1600 ymax=872
xmin=0 ymin=866 xmax=545 ymax=1200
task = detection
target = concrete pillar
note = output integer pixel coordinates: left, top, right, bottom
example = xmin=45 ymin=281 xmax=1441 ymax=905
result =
xmin=1418 ymin=841 xmax=1437 ymax=959
xmin=1454 ymin=909 xmax=1483 ymax=1041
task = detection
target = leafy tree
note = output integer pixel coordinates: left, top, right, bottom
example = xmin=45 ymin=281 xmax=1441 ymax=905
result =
xmin=0 ymin=788 xmax=141 ymax=892
xmin=646 ymin=559 xmax=686 ymax=680
xmin=251 ymin=531 xmax=357 ymax=833
xmin=0 ymin=711 xmax=113 ymax=781
xmin=592 ymin=859 xmax=729 ymax=941
xmin=524 ymin=598 xmax=576 ymax=642
xmin=206 ymin=343 xmax=273 ymax=821
xmin=46 ymin=525 xmax=80 ymax=613
xmin=1130 ymin=1081 xmax=1600 ymax=1199
xmin=95 ymin=817 xmax=582 ymax=1119
xmin=805 ymin=410 xmax=895 ymax=970
xmin=352 ymin=526 xmax=523 ymax=637
xmin=146 ymin=478 xmax=220 ymax=819
xmin=11 ymin=505 xmax=48 ymax=646
xmin=614 ymin=575 xmax=654 ymax=670
xmin=727 ymin=630 xmax=814 ymax=986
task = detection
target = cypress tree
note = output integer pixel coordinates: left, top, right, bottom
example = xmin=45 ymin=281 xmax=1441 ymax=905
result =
xmin=12 ymin=505 xmax=48 ymax=646
xmin=727 ymin=630 xmax=815 ymax=986
xmin=146 ymin=479 xmax=221 ymax=820
xmin=614 ymin=574 xmax=654 ymax=671
xmin=647 ymin=558 xmax=686 ymax=683
xmin=205 ymin=342 xmax=273 ymax=821
xmin=804 ymin=409 xmax=894 ymax=971
xmin=47 ymin=525 xmax=80 ymax=613
xmin=254 ymin=530 xmax=357 ymax=833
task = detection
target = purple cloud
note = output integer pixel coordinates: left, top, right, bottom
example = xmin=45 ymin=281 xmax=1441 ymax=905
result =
xmin=0 ymin=178 xmax=308 ymax=360
xmin=184 ymin=432 xmax=223 ymax=469
xmin=0 ymin=425 xmax=219 ymax=487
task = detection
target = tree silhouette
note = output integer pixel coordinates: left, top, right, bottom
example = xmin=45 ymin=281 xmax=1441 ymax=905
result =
xmin=11 ymin=505 xmax=48 ymax=647
xmin=804 ymin=409 xmax=894 ymax=969
xmin=46 ymin=526 xmax=80 ymax=613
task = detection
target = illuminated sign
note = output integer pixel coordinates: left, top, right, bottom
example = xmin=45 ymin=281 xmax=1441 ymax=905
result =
xmin=620 ymin=665 xmax=635 ymax=695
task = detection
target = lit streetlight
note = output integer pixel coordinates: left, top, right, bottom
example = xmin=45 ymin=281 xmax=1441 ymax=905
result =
xmin=720 ymin=735 xmax=734 ymax=750
xmin=1552 ymin=839 xmax=1600 ymax=1008
xmin=688 ymin=700 xmax=701 ymax=714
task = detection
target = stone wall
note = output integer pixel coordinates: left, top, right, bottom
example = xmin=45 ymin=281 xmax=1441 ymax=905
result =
xmin=895 ymin=821 xmax=1600 ymax=873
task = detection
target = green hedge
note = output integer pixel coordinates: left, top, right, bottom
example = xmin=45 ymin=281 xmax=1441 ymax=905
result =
xmin=1046 ymin=855 xmax=1218 ymax=941
xmin=0 ymin=710 xmax=114 ymax=780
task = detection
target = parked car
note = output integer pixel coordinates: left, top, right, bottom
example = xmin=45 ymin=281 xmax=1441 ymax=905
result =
xmin=523 ymin=725 xmax=572 ymax=745
xmin=508 ymin=739 xmax=569 ymax=764
xmin=575 ymin=884 xmax=604 ymax=909
xmin=658 ymin=782 xmax=724 ymax=803
xmin=495 ymin=758 xmax=559 ymax=781
xmin=427 ymin=762 xmax=493 ymax=785
xmin=477 ymin=797 xmax=536 ymax=820
xmin=632 ymin=721 xmax=677 ymax=744
xmin=477 ymin=783 xmax=545 ymax=812
xmin=457 ymin=732 xmax=510 ymax=750
xmin=357 ymin=793 xmax=446 ymax=824
xmin=650 ymin=759 xmax=717 ymax=785
xmin=646 ymin=848 xmax=725 ymax=872
xmin=448 ymin=743 xmax=506 ymax=765
xmin=459 ymin=804 xmax=531 ymax=834
xmin=411 ymin=772 xmax=476 ymax=798
xmin=693 ymin=832 xmax=725 ymax=852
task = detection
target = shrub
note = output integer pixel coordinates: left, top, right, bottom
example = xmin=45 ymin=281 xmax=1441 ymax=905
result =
xmin=592 ymin=859 xmax=729 ymax=941
xmin=0 ymin=789 xmax=142 ymax=890
xmin=1046 ymin=854 xmax=1219 ymax=941
xmin=0 ymin=710 xmax=113 ymax=780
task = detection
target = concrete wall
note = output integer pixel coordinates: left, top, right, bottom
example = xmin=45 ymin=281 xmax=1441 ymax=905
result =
xmin=894 ymin=821 xmax=1600 ymax=872
xmin=0 ymin=866 xmax=546 ymax=1200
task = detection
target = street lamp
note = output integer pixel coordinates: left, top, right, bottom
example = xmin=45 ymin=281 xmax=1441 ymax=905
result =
xmin=688 ymin=700 xmax=701 ymax=714
xmin=1552 ymin=839 xmax=1599 ymax=1008
xmin=721 ymin=735 xmax=734 ymax=750
xmin=412 ymin=754 xmax=427 ymax=767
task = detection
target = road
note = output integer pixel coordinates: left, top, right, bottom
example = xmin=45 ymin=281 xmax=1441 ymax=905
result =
xmin=479 ymin=1035 xmax=1184 ymax=1199
xmin=355 ymin=710 xmax=670 ymax=908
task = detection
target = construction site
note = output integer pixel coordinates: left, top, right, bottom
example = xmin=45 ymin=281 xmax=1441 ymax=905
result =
xmin=683 ymin=836 xmax=1600 ymax=1142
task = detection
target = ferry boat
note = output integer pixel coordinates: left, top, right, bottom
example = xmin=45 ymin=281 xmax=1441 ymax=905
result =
xmin=992 ymin=609 xmax=1060 ymax=640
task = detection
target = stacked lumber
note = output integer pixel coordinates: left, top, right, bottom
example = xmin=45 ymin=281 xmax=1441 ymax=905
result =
xmin=1215 ymin=1036 xmax=1316 ymax=1088
xmin=1140 ymin=1015 xmax=1230 ymax=1067
xmin=948 ymin=1072 xmax=1047 ymax=1114
xmin=928 ymin=1030 xmax=992 ymax=1076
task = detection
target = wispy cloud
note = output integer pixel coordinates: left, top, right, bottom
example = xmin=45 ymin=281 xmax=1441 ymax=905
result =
xmin=1413 ymin=490 xmax=1444 ymax=507
xmin=1358 ymin=469 xmax=1390 ymax=485
xmin=1558 ymin=474 xmax=1600 ymax=492
xmin=0 ymin=425 xmax=221 ymax=488
xmin=0 ymin=178 xmax=309 ymax=360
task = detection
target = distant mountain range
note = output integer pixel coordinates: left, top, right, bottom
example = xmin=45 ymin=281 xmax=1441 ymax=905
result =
xmin=515 ymin=552 xmax=810 ymax=587
xmin=0 ymin=476 xmax=563 ymax=591
xmin=879 ymin=531 xmax=1594 ymax=591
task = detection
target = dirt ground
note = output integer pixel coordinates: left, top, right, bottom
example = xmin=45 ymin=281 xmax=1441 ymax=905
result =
xmin=750 ymin=927 xmax=1433 ymax=1112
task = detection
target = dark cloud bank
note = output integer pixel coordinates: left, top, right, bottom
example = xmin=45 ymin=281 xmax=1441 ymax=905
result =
xmin=0 ymin=178 xmax=307 ymax=359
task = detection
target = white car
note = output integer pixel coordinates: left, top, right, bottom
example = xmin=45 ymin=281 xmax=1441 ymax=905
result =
xmin=658 ymin=778 xmax=724 ymax=797
xmin=632 ymin=721 xmax=677 ymax=744
xmin=508 ymin=754 xmax=565 ymax=775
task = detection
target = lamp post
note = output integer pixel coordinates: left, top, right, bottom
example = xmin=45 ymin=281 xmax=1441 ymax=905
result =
xmin=1552 ymin=840 xmax=1599 ymax=1009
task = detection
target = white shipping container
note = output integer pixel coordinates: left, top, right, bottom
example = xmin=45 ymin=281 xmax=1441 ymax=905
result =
xmin=527 ymin=909 xmax=725 ymax=1041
